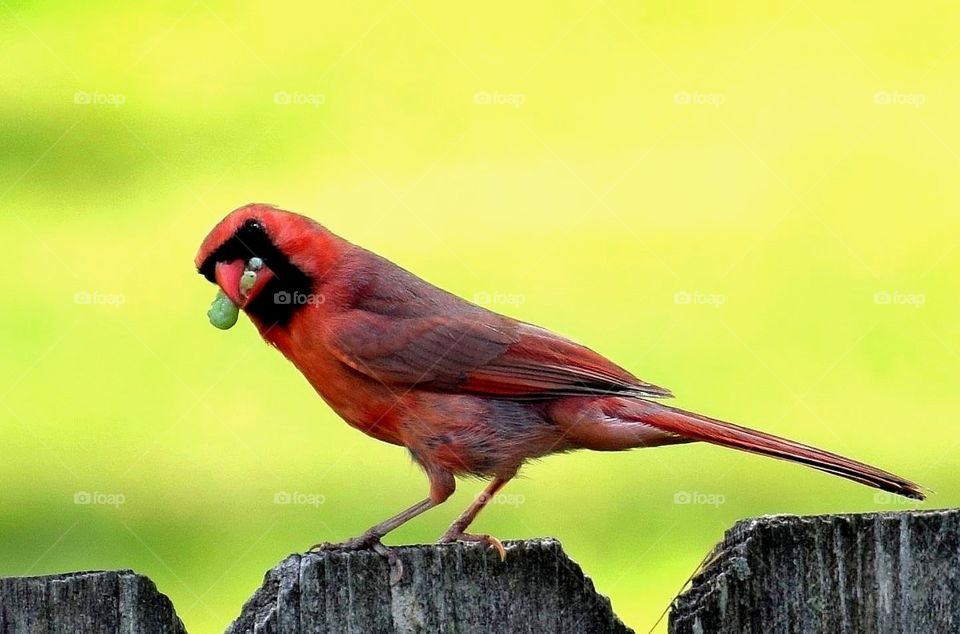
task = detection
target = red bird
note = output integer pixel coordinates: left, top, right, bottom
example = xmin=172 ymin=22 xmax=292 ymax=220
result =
xmin=196 ymin=203 xmax=923 ymax=557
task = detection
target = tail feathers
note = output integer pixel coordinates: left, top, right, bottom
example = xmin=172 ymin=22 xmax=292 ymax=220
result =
xmin=631 ymin=401 xmax=925 ymax=500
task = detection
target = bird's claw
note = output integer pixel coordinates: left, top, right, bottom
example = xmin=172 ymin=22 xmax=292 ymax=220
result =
xmin=439 ymin=532 xmax=507 ymax=561
xmin=308 ymin=535 xmax=405 ymax=585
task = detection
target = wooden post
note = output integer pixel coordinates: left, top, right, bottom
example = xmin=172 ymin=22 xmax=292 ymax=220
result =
xmin=225 ymin=539 xmax=631 ymax=634
xmin=669 ymin=509 xmax=959 ymax=633
xmin=0 ymin=570 xmax=185 ymax=634
xmin=0 ymin=540 xmax=630 ymax=633
xmin=6 ymin=511 xmax=955 ymax=633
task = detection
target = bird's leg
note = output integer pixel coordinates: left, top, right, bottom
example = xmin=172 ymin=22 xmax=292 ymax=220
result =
xmin=309 ymin=470 xmax=455 ymax=583
xmin=311 ymin=498 xmax=436 ymax=552
xmin=439 ymin=476 xmax=510 ymax=560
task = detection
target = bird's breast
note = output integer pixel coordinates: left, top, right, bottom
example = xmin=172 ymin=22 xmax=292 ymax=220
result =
xmin=265 ymin=324 xmax=406 ymax=446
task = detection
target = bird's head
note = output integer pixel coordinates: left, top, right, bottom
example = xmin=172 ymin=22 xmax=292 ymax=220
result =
xmin=196 ymin=203 xmax=336 ymax=328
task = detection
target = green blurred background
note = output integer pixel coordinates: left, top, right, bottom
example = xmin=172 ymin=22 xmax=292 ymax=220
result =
xmin=2 ymin=1 xmax=957 ymax=632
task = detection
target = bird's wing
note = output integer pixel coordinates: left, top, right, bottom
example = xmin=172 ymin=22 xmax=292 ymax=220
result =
xmin=326 ymin=311 xmax=672 ymax=399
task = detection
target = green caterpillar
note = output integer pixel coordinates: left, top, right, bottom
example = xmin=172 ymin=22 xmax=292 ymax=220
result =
xmin=207 ymin=290 xmax=240 ymax=330
xmin=240 ymin=270 xmax=257 ymax=297
xmin=207 ymin=258 xmax=262 ymax=330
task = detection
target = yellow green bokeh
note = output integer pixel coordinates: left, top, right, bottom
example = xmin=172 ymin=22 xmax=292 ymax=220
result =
xmin=2 ymin=2 xmax=958 ymax=632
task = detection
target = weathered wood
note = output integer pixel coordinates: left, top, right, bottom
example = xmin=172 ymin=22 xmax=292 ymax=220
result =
xmin=669 ymin=509 xmax=960 ymax=634
xmin=226 ymin=539 xmax=632 ymax=634
xmin=0 ymin=569 xmax=186 ymax=634
xmin=11 ymin=511 xmax=954 ymax=633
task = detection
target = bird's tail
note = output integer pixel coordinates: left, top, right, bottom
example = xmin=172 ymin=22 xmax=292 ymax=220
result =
xmin=620 ymin=399 xmax=925 ymax=500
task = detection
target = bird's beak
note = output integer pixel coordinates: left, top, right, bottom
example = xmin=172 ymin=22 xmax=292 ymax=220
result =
xmin=215 ymin=259 xmax=275 ymax=308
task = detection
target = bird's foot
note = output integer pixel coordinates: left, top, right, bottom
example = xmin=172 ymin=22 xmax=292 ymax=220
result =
xmin=438 ymin=531 xmax=507 ymax=561
xmin=309 ymin=533 xmax=405 ymax=585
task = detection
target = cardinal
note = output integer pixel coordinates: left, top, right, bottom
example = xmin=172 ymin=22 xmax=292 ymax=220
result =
xmin=196 ymin=203 xmax=923 ymax=559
